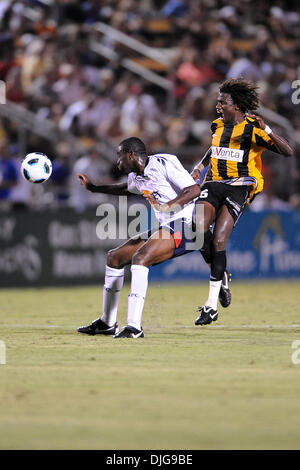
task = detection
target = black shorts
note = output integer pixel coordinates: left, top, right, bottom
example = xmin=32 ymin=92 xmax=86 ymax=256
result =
xmin=196 ymin=182 xmax=250 ymax=224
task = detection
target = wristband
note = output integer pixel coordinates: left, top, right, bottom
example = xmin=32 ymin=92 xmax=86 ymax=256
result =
xmin=264 ymin=125 xmax=273 ymax=135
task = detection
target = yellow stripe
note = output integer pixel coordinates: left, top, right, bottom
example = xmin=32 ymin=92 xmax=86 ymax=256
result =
xmin=211 ymin=125 xmax=223 ymax=180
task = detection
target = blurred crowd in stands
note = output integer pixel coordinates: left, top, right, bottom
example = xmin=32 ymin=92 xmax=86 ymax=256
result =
xmin=0 ymin=0 xmax=299 ymax=211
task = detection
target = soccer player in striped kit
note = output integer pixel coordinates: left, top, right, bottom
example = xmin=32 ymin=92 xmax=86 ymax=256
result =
xmin=191 ymin=78 xmax=293 ymax=326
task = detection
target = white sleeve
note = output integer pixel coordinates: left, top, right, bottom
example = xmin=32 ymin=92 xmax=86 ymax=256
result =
xmin=127 ymin=172 xmax=142 ymax=195
xmin=165 ymin=157 xmax=196 ymax=190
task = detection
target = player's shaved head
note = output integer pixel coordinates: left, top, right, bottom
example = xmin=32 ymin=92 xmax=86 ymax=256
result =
xmin=119 ymin=137 xmax=147 ymax=157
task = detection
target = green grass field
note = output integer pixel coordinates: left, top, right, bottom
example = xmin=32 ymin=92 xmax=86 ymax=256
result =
xmin=0 ymin=281 xmax=300 ymax=450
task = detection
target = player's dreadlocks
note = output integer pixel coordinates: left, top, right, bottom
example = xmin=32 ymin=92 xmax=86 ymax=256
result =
xmin=120 ymin=137 xmax=147 ymax=157
xmin=220 ymin=78 xmax=260 ymax=113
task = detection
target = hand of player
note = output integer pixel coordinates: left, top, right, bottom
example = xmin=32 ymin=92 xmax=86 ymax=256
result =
xmin=143 ymin=190 xmax=157 ymax=206
xmin=77 ymin=173 xmax=93 ymax=191
xmin=143 ymin=191 xmax=169 ymax=212
xmin=245 ymin=113 xmax=267 ymax=130
xmin=191 ymin=168 xmax=202 ymax=181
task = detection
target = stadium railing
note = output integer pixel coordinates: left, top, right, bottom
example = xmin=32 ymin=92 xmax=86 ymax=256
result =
xmin=91 ymin=21 xmax=300 ymax=147
xmin=0 ymin=100 xmax=116 ymax=165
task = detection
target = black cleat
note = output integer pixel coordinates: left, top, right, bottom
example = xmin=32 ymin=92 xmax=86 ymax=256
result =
xmin=219 ymin=270 xmax=231 ymax=308
xmin=114 ymin=325 xmax=144 ymax=339
xmin=77 ymin=318 xmax=118 ymax=336
xmin=195 ymin=306 xmax=218 ymax=326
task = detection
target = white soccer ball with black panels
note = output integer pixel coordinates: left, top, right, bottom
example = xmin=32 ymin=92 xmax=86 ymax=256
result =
xmin=21 ymin=152 xmax=52 ymax=183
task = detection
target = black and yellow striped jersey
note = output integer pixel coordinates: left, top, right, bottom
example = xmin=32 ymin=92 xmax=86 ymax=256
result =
xmin=205 ymin=117 xmax=278 ymax=201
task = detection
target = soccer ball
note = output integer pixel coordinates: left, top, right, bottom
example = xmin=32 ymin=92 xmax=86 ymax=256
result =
xmin=21 ymin=152 xmax=52 ymax=183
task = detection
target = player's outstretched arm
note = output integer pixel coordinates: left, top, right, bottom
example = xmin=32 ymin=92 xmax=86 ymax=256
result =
xmin=191 ymin=148 xmax=212 ymax=180
xmin=144 ymin=184 xmax=200 ymax=213
xmin=246 ymin=113 xmax=294 ymax=157
xmin=77 ymin=174 xmax=131 ymax=195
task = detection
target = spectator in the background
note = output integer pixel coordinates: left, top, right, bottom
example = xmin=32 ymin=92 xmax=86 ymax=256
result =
xmin=207 ymin=27 xmax=233 ymax=76
xmin=26 ymin=65 xmax=59 ymax=116
xmin=20 ymin=35 xmax=45 ymax=92
xmin=78 ymin=89 xmax=115 ymax=137
xmin=226 ymin=50 xmax=265 ymax=82
xmin=161 ymin=0 xmax=190 ymax=18
xmin=58 ymin=85 xmax=91 ymax=133
xmin=176 ymin=48 xmax=221 ymax=87
xmin=217 ymin=5 xmax=242 ymax=39
xmin=33 ymin=7 xmax=57 ymax=37
xmin=120 ymin=81 xmax=162 ymax=136
xmin=10 ymin=155 xmax=33 ymax=211
xmin=52 ymin=62 xmax=85 ymax=108
xmin=0 ymin=140 xmax=18 ymax=207
xmin=0 ymin=37 xmax=16 ymax=81
xmin=5 ymin=64 xmax=24 ymax=102
xmin=50 ymin=141 xmax=72 ymax=206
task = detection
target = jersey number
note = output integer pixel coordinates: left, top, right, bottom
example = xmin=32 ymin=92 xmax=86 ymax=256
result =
xmin=200 ymin=189 xmax=208 ymax=198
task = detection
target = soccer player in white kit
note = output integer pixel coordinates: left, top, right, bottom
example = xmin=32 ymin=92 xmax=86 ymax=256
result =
xmin=77 ymin=137 xmax=201 ymax=338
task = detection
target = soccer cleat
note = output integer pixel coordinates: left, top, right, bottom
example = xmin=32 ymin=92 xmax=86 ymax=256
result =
xmin=195 ymin=306 xmax=218 ymax=326
xmin=219 ymin=270 xmax=231 ymax=308
xmin=114 ymin=325 xmax=144 ymax=339
xmin=77 ymin=318 xmax=118 ymax=336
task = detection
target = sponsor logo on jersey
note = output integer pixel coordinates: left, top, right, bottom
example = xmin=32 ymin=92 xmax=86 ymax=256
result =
xmin=211 ymin=146 xmax=244 ymax=162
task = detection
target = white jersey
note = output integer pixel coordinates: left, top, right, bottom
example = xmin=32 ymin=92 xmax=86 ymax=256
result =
xmin=127 ymin=153 xmax=196 ymax=226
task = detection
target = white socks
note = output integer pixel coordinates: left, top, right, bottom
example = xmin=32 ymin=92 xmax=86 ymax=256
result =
xmin=205 ymin=280 xmax=222 ymax=311
xmin=101 ymin=264 xmax=149 ymax=331
xmin=127 ymin=265 xmax=149 ymax=330
xmin=101 ymin=265 xmax=124 ymax=326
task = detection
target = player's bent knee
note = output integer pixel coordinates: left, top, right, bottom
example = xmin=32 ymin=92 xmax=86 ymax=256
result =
xmin=213 ymin=238 xmax=226 ymax=252
xmin=107 ymin=249 xmax=122 ymax=269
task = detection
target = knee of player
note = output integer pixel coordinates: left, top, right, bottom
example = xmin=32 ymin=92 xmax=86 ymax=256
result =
xmin=213 ymin=237 xmax=226 ymax=251
xmin=107 ymin=249 xmax=122 ymax=269
xmin=131 ymin=251 xmax=149 ymax=267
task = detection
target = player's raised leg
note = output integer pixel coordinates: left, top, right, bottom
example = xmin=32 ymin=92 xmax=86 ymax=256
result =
xmin=114 ymin=228 xmax=176 ymax=338
xmin=77 ymin=236 xmax=146 ymax=335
